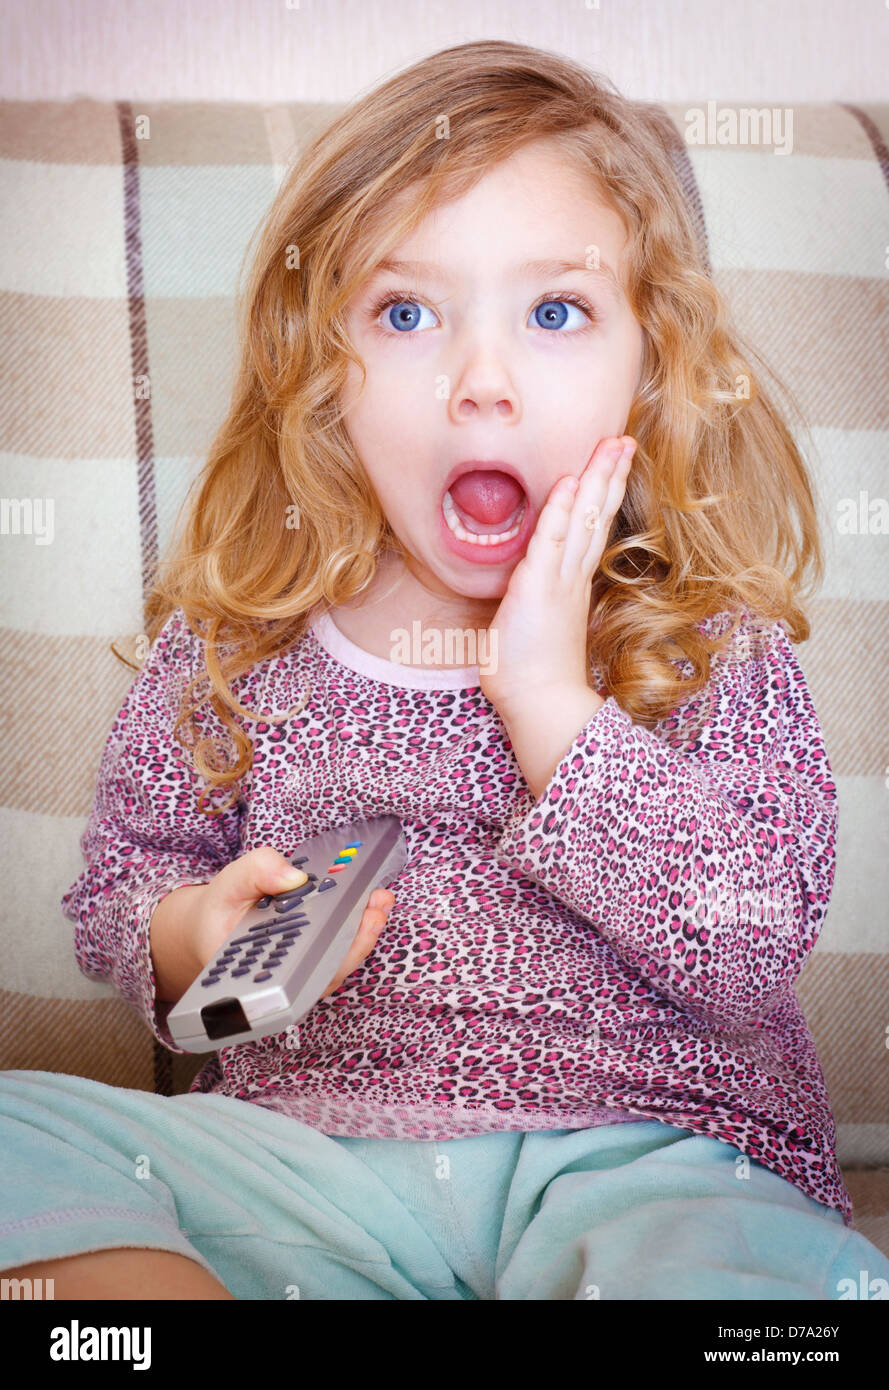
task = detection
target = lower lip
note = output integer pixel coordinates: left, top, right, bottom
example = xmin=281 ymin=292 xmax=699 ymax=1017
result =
xmin=438 ymin=490 xmax=534 ymax=566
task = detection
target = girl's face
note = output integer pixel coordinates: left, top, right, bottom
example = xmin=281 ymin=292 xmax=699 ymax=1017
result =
xmin=339 ymin=138 xmax=646 ymax=612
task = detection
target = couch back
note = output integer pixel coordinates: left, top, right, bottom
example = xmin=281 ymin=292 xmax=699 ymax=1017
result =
xmin=1 ymin=97 xmax=887 ymax=1161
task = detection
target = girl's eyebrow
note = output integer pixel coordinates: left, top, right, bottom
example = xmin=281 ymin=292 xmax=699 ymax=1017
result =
xmin=370 ymin=256 xmax=624 ymax=303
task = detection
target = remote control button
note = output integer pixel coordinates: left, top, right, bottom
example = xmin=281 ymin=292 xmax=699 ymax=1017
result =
xmin=273 ymin=889 xmax=313 ymax=910
xmin=332 ymin=854 xmax=354 ymax=865
xmin=231 ymin=914 xmax=307 ymax=947
xmin=231 ymin=929 xmax=274 ymax=947
xmin=201 ymin=976 xmax=217 ymax=986
xmin=275 ymin=874 xmax=316 ymax=895
xmin=232 ymin=966 xmax=250 ymax=977
xmin=253 ymin=970 xmax=272 ymax=982
xmin=345 ymin=840 xmax=362 ymax=848
xmin=230 ymin=911 xmax=304 ymax=945
xmin=262 ymin=922 xmax=304 ymax=941
xmin=289 ymin=855 xmax=309 ymax=866
xmin=317 ymin=878 xmax=337 ymax=892
xmin=254 ymin=896 xmax=272 ymax=910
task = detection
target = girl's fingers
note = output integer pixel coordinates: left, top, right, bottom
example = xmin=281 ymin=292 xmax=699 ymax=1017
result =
xmin=526 ymin=436 xmax=636 ymax=582
xmin=560 ymin=437 xmax=618 ymax=575
xmin=321 ymin=894 xmax=395 ymax=997
xmin=523 ymin=473 xmax=579 ymax=575
xmin=564 ymin=436 xmax=635 ymax=578
xmin=359 ymin=895 xmax=394 ymax=939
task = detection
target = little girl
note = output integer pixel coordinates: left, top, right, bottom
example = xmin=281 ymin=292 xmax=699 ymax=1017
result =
xmin=3 ymin=40 xmax=888 ymax=1303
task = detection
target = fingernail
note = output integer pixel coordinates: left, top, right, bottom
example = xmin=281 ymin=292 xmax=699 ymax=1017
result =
xmin=278 ymin=867 xmax=307 ymax=885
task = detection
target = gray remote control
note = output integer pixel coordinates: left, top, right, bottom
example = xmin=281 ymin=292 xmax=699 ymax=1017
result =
xmin=167 ymin=815 xmax=407 ymax=1051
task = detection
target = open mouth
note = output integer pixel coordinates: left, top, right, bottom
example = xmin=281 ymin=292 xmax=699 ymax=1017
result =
xmin=441 ymin=470 xmax=529 ymax=547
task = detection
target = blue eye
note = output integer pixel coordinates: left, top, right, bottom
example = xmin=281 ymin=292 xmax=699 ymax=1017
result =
xmin=374 ymin=296 xmax=439 ymax=332
xmin=368 ymin=287 xmax=597 ymax=334
xmin=531 ymin=298 xmax=589 ymax=330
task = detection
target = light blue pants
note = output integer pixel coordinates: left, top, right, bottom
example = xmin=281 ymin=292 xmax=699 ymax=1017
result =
xmin=1 ymin=1069 xmax=886 ymax=1300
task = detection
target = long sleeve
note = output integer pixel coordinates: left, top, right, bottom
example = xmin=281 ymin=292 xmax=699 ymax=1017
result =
xmin=493 ymin=610 xmax=839 ymax=1028
xmin=61 ymin=607 xmax=245 ymax=1051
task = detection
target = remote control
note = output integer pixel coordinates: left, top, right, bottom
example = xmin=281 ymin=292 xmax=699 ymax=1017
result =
xmin=167 ymin=815 xmax=407 ymax=1051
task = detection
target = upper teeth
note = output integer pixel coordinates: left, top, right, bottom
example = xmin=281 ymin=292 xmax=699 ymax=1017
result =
xmin=443 ymin=490 xmax=526 ymax=545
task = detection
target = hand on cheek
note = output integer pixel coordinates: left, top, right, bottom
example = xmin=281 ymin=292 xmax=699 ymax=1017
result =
xmin=479 ymin=434 xmax=637 ymax=715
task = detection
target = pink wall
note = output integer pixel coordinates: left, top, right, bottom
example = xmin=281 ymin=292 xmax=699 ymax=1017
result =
xmin=1 ymin=0 xmax=885 ymax=103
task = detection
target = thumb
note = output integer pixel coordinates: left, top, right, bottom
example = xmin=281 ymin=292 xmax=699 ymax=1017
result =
xmin=211 ymin=846 xmax=310 ymax=911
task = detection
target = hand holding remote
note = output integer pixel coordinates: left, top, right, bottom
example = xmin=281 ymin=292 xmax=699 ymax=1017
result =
xmin=164 ymin=816 xmax=407 ymax=1050
xmin=184 ymin=846 xmax=396 ymax=1002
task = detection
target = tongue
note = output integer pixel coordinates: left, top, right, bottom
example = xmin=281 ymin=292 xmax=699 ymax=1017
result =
xmin=448 ymin=470 xmax=525 ymax=527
